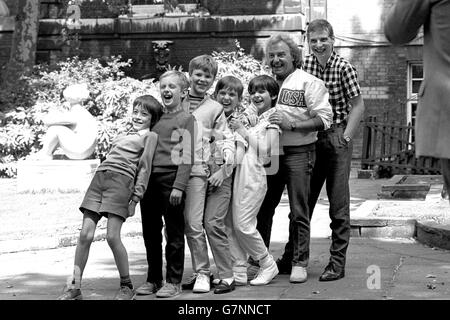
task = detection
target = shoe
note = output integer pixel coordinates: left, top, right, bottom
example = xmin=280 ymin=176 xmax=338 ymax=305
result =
xmin=181 ymin=273 xmax=198 ymax=290
xmin=214 ymin=280 xmax=236 ymax=294
xmin=246 ymin=264 xmax=260 ymax=281
xmin=182 ymin=273 xmax=215 ymax=290
xmin=319 ymin=264 xmax=345 ymax=282
xmin=114 ymin=286 xmax=135 ymax=300
xmin=57 ymin=288 xmax=82 ymax=300
xmin=193 ymin=273 xmax=210 ymax=293
xmin=156 ymin=282 xmax=181 ymax=298
xmin=289 ymin=266 xmax=307 ymax=283
xmin=249 ymin=259 xmax=279 ymax=286
xmin=233 ymin=272 xmax=247 ymax=286
xmin=276 ymin=258 xmax=292 ymax=275
xmin=135 ymin=281 xmax=162 ymax=295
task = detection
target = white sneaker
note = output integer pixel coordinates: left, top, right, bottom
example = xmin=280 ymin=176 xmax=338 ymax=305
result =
xmin=249 ymin=259 xmax=279 ymax=286
xmin=193 ymin=273 xmax=210 ymax=293
xmin=290 ymin=266 xmax=307 ymax=283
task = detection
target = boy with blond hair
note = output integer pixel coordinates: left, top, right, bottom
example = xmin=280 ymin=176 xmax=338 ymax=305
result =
xmin=137 ymin=70 xmax=196 ymax=298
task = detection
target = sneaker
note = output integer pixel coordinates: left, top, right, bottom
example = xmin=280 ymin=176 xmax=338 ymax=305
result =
xmin=136 ymin=281 xmax=162 ymax=295
xmin=114 ymin=286 xmax=135 ymax=300
xmin=193 ymin=273 xmax=210 ymax=293
xmin=233 ymin=272 xmax=247 ymax=286
xmin=247 ymin=264 xmax=260 ymax=281
xmin=181 ymin=273 xmax=198 ymax=290
xmin=249 ymin=259 xmax=279 ymax=286
xmin=57 ymin=287 xmax=82 ymax=300
xmin=289 ymin=266 xmax=307 ymax=283
xmin=156 ymin=282 xmax=181 ymax=298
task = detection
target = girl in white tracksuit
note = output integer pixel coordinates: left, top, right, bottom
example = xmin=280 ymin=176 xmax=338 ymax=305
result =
xmin=229 ymin=75 xmax=281 ymax=286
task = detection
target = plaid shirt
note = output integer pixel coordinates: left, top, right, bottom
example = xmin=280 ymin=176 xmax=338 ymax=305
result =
xmin=303 ymin=51 xmax=361 ymax=124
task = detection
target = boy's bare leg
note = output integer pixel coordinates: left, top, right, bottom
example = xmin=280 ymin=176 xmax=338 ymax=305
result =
xmin=71 ymin=211 xmax=100 ymax=288
xmin=106 ymin=214 xmax=130 ymax=279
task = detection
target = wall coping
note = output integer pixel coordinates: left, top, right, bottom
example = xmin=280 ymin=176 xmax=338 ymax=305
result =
xmin=39 ymin=13 xmax=306 ymax=35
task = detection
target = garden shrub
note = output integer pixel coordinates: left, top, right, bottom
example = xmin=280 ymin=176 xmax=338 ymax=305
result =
xmin=212 ymin=40 xmax=271 ymax=107
xmin=61 ymin=0 xmax=130 ymax=19
xmin=0 ymin=41 xmax=268 ymax=178
xmin=0 ymin=56 xmax=159 ymax=177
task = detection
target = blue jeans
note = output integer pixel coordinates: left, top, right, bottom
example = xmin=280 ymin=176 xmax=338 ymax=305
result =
xmin=256 ymin=143 xmax=315 ymax=267
xmin=280 ymin=126 xmax=352 ymax=270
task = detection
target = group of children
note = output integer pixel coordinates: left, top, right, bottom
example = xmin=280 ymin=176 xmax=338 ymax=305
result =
xmin=57 ymin=54 xmax=282 ymax=300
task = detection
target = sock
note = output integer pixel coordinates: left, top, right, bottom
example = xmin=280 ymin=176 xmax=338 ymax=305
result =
xmin=259 ymin=253 xmax=273 ymax=268
xmin=120 ymin=275 xmax=133 ymax=290
xmin=70 ymin=266 xmax=82 ymax=290
xmin=222 ymin=277 xmax=234 ymax=285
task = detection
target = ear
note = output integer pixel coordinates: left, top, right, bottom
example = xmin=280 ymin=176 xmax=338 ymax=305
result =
xmin=271 ymin=95 xmax=278 ymax=102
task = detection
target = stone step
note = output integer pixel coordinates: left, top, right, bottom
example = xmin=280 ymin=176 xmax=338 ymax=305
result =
xmin=17 ymin=159 xmax=99 ymax=193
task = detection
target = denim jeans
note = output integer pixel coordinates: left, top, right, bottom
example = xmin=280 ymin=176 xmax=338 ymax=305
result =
xmin=280 ymin=126 xmax=352 ymax=270
xmin=184 ymin=176 xmax=209 ymax=275
xmin=204 ymin=176 xmax=234 ymax=279
xmin=256 ymin=143 xmax=315 ymax=267
xmin=140 ymin=171 xmax=186 ymax=284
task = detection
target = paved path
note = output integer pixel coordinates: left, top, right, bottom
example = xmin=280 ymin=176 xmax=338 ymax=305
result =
xmin=1 ymin=237 xmax=449 ymax=301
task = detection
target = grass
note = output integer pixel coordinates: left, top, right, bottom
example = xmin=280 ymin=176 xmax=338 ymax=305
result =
xmin=0 ymin=179 xmax=142 ymax=243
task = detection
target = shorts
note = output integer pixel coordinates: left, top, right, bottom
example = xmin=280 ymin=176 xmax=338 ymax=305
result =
xmin=80 ymin=170 xmax=134 ymax=221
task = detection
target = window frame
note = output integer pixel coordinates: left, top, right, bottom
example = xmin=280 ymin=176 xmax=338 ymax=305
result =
xmin=406 ymin=61 xmax=423 ymax=144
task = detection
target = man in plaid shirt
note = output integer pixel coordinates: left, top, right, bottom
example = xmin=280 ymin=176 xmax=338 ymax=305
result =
xmin=276 ymin=19 xmax=365 ymax=282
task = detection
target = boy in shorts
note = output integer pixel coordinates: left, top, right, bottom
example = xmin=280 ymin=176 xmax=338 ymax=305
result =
xmin=57 ymin=95 xmax=162 ymax=300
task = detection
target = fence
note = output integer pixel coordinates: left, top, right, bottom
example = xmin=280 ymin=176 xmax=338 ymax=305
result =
xmin=361 ymin=116 xmax=441 ymax=175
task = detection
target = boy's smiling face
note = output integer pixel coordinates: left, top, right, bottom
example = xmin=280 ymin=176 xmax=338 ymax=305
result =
xmin=189 ymin=69 xmax=214 ymax=98
xmin=250 ymin=88 xmax=276 ymax=115
xmin=131 ymin=104 xmax=151 ymax=131
xmin=160 ymin=75 xmax=186 ymax=110
xmin=215 ymin=88 xmax=240 ymax=116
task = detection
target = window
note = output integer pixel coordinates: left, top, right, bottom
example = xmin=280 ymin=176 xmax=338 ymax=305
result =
xmin=407 ymin=62 xmax=423 ymax=143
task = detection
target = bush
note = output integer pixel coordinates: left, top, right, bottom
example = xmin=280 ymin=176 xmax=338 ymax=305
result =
xmin=211 ymin=40 xmax=271 ymax=107
xmin=0 ymin=42 xmax=267 ymax=177
xmin=0 ymin=56 xmax=160 ymax=177
xmin=62 ymin=0 xmax=130 ymax=19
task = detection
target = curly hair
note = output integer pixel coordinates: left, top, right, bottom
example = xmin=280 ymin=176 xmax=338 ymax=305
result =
xmin=265 ymin=34 xmax=303 ymax=69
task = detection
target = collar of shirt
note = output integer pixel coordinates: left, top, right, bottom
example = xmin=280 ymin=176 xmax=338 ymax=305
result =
xmin=163 ymin=104 xmax=183 ymax=114
xmin=126 ymin=128 xmax=148 ymax=136
xmin=312 ymin=50 xmax=338 ymax=72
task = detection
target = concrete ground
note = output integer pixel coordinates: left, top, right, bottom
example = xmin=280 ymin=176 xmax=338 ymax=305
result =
xmin=1 ymin=174 xmax=449 ymax=310
xmin=1 ymin=236 xmax=449 ymax=301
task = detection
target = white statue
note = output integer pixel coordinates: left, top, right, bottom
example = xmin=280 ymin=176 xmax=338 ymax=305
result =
xmin=35 ymin=83 xmax=98 ymax=160
xmin=0 ymin=0 xmax=10 ymax=17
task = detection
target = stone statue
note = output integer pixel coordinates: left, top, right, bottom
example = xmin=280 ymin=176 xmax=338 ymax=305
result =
xmin=0 ymin=0 xmax=9 ymax=17
xmin=34 ymin=83 xmax=98 ymax=160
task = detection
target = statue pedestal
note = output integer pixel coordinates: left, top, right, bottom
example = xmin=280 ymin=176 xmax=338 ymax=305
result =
xmin=17 ymin=159 xmax=100 ymax=193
